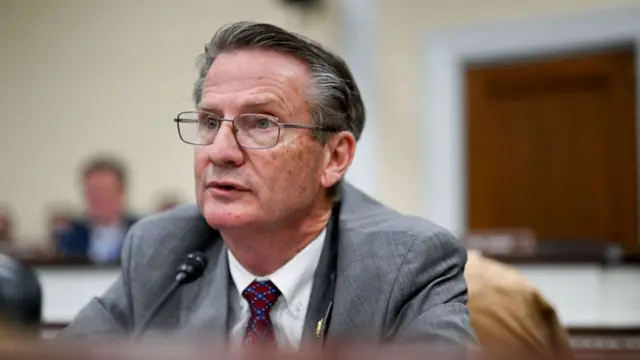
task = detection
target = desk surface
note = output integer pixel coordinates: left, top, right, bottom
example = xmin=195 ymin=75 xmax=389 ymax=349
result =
xmin=14 ymin=252 xmax=640 ymax=331
xmin=14 ymin=252 xmax=640 ymax=268
xmin=490 ymin=253 xmax=640 ymax=265
xmin=2 ymin=337 xmax=640 ymax=359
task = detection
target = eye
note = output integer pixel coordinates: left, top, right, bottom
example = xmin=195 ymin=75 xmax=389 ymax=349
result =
xmin=206 ymin=118 xmax=219 ymax=130
xmin=256 ymin=117 xmax=275 ymax=129
xmin=199 ymin=115 xmax=221 ymax=130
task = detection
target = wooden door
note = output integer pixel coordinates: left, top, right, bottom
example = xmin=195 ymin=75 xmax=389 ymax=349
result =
xmin=466 ymin=46 xmax=639 ymax=252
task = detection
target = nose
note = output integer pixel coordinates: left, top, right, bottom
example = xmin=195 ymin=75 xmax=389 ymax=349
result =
xmin=206 ymin=121 xmax=244 ymax=167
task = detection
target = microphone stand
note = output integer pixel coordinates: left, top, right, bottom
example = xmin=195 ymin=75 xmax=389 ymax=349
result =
xmin=132 ymin=252 xmax=208 ymax=339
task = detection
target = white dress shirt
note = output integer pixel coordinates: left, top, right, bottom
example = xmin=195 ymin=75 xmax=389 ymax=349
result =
xmin=88 ymin=224 xmax=126 ymax=263
xmin=227 ymin=229 xmax=326 ymax=349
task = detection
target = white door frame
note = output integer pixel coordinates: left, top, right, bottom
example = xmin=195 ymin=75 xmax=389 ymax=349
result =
xmin=421 ymin=5 xmax=640 ymax=239
xmin=340 ymin=0 xmax=379 ymax=197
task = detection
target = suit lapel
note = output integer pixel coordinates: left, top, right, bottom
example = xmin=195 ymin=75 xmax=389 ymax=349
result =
xmin=178 ymin=232 xmax=230 ymax=339
xmin=301 ymin=201 xmax=341 ymax=344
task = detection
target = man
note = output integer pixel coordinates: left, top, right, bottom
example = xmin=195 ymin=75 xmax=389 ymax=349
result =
xmin=56 ymin=156 xmax=138 ymax=263
xmin=59 ymin=22 xmax=475 ymax=348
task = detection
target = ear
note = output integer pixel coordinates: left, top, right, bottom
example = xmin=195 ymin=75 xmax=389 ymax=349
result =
xmin=320 ymin=132 xmax=357 ymax=189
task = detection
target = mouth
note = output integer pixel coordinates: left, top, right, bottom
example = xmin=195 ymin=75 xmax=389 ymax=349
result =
xmin=206 ymin=181 xmax=249 ymax=192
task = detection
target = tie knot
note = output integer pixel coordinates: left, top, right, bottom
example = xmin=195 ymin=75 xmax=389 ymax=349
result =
xmin=242 ymin=280 xmax=281 ymax=315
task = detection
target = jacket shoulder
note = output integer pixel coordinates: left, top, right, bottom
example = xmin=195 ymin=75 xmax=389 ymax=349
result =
xmin=128 ymin=205 xmax=204 ymax=242
xmin=340 ymin=182 xmax=460 ymax=247
xmin=124 ymin=204 xmax=214 ymax=272
xmin=338 ymin=183 xmax=466 ymax=286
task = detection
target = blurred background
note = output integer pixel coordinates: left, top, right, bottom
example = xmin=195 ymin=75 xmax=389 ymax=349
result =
xmin=1 ymin=0 xmax=640 ymax=354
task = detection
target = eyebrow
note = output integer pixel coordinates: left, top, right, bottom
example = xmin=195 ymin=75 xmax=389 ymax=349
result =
xmin=199 ymin=94 xmax=286 ymax=111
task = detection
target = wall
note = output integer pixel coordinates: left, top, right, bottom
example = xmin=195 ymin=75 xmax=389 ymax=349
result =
xmin=0 ymin=0 xmax=341 ymax=242
xmin=375 ymin=0 xmax=640 ymax=219
xmin=3 ymin=0 xmax=640 ymax=241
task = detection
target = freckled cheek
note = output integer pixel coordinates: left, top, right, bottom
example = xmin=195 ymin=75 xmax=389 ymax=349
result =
xmin=253 ymin=149 xmax=291 ymax=193
xmin=254 ymin=142 xmax=317 ymax=196
xmin=289 ymin=146 xmax=316 ymax=193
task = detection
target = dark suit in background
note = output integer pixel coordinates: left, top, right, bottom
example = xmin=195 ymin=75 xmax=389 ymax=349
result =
xmin=57 ymin=215 xmax=138 ymax=263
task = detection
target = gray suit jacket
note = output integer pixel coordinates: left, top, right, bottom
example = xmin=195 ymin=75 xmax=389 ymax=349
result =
xmin=59 ymin=183 xmax=475 ymax=345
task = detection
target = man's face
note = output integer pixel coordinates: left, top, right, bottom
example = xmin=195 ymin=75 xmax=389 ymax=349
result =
xmin=194 ymin=49 xmax=327 ymax=230
xmin=84 ymin=170 xmax=125 ymax=224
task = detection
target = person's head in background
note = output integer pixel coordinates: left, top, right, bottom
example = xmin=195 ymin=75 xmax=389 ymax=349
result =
xmin=0 ymin=254 xmax=42 ymax=337
xmin=81 ymin=156 xmax=128 ymax=226
xmin=0 ymin=205 xmax=14 ymax=243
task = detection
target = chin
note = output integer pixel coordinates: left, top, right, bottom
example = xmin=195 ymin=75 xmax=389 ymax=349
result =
xmin=200 ymin=201 xmax=257 ymax=230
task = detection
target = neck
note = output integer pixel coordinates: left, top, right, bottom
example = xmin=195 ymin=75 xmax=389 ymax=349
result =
xmin=223 ymin=198 xmax=333 ymax=276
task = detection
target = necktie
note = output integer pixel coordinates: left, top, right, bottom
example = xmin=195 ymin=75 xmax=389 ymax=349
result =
xmin=242 ymin=280 xmax=281 ymax=345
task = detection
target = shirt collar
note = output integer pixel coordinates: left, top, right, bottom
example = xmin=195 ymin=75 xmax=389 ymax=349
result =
xmin=227 ymin=228 xmax=326 ymax=307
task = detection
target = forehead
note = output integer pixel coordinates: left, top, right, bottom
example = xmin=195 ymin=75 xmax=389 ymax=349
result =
xmin=85 ymin=170 xmax=120 ymax=184
xmin=200 ymin=49 xmax=311 ymax=110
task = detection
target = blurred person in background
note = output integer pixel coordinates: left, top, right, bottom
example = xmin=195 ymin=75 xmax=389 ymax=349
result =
xmin=0 ymin=253 xmax=42 ymax=338
xmin=49 ymin=210 xmax=73 ymax=241
xmin=465 ymin=250 xmax=572 ymax=358
xmin=154 ymin=191 xmax=184 ymax=213
xmin=45 ymin=203 xmax=76 ymax=254
xmin=0 ymin=205 xmax=15 ymax=252
xmin=56 ymin=155 xmax=138 ymax=264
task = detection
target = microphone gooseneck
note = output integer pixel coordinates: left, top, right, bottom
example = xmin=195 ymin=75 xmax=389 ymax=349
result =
xmin=133 ymin=251 xmax=208 ymax=338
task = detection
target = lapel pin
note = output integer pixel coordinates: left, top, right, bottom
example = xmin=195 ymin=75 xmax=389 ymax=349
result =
xmin=315 ymin=319 xmax=323 ymax=338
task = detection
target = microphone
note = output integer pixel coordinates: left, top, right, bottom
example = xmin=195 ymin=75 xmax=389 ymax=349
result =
xmin=175 ymin=252 xmax=208 ymax=285
xmin=133 ymin=251 xmax=208 ymax=338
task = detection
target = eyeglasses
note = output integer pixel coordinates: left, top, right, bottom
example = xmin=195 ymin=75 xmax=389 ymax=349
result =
xmin=174 ymin=111 xmax=339 ymax=149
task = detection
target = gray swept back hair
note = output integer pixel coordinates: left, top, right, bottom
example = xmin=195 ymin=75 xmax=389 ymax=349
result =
xmin=193 ymin=21 xmax=365 ymax=145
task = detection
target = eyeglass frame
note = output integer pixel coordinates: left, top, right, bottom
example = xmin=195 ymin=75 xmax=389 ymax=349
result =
xmin=173 ymin=110 xmax=342 ymax=149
